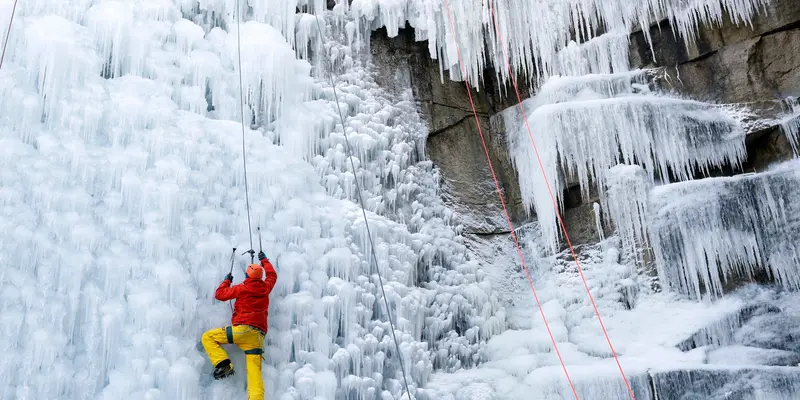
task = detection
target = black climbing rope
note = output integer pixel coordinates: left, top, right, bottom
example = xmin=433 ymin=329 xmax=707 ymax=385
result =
xmin=311 ymin=11 xmax=414 ymax=399
xmin=0 ymin=0 xmax=19 ymax=71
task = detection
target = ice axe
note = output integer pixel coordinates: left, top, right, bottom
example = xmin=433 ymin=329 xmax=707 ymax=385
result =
xmin=229 ymin=247 xmax=237 ymax=275
xmin=256 ymin=226 xmax=270 ymax=266
xmin=228 ymin=247 xmax=247 ymax=273
xmin=242 ymin=248 xmax=255 ymax=264
xmin=239 ymin=227 xmax=263 ymax=266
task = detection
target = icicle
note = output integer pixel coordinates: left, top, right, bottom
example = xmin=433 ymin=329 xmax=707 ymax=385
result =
xmin=135 ymin=0 xmax=181 ymax=23
xmin=551 ymin=30 xmax=632 ymax=78
xmin=4 ymin=0 xmax=729 ymax=397
xmin=223 ymin=21 xmax=313 ymax=126
xmin=295 ymin=13 xmax=323 ymax=61
xmin=246 ymin=0 xmax=302 ymax=44
xmin=649 ymin=159 xmax=800 ymax=299
xmin=83 ymin=2 xmax=138 ymax=79
xmin=593 ymin=202 xmax=605 ymax=242
xmin=508 ymin=93 xmax=749 ymax=254
xmin=780 ymin=97 xmax=799 ymax=155
xmin=14 ymin=16 xmax=101 ymax=131
xmin=341 ymin=0 xmax=770 ymax=91
xmin=514 ymin=69 xmax=655 ymax=108
xmin=603 ymin=164 xmax=652 ymax=262
xmin=8 ymin=0 xmax=93 ymax=23
xmin=172 ymin=19 xmax=205 ymax=54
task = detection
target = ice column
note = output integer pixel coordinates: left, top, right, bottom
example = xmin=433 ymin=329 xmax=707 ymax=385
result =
xmin=508 ymin=90 xmax=749 ymax=254
xmin=347 ymin=0 xmax=768 ymax=90
xmin=603 ymin=164 xmax=652 ymax=262
xmin=649 ymin=160 xmax=800 ymax=298
xmin=780 ymin=97 xmax=799 ymax=155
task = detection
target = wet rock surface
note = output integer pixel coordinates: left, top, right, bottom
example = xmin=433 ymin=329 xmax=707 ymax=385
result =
xmin=370 ymin=26 xmax=526 ymax=235
xmin=371 ymin=0 xmax=800 ymax=247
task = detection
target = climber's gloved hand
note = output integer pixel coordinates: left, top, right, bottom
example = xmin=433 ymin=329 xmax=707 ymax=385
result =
xmin=224 ymin=273 xmax=234 ymax=282
xmin=258 ymin=251 xmax=266 ymax=261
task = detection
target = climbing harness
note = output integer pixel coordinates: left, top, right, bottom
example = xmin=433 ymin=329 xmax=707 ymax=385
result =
xmin=0 ymin=0 xmax=19 ymax=71
xmin=233 ymin=0 xmax=255 ymax=264
xmin=311 ymin=12 xmax=413 ymax=399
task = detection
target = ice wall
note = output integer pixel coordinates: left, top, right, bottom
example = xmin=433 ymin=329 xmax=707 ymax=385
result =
xmin=177 ymin=0 xmax=328 ymax=48
xmin=504 ymin=69 xmax=750 ymax=254
xmin=649 ymin=160 xmax=800 ymax=299
xmin=341 ymin=0 xmax=768 ymax=88
xmin=332 ymin=0 xmax=770 ymax=261
xmin=502 ymin=34 xmax=796 ymax=299
xmin=652 ymin=367 xmax=800 ymax=399
xmin=283 ymin=9 xmax=510 ymax=377
xmin=505 ymin=74 xmax=798 ymax=299
xmin=0 ymin=2 xmax=507 ymax=399
xmin=603 ymin=165 xmax=652 ymax=262
xmin=781 ymin=97 xmax=799 ymax=155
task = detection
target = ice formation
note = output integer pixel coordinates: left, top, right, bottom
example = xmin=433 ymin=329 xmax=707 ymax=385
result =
xmin=2 ymin=0 xmax=797 ymax=398
xmin=341 ymin=0 xmax=769 ymax=88
xmin=414 ymin=230 xmax=797 ymax=400
xmin=0 ymin=2 xmax=510 ymax=399
xmin=592 ymin=202 xmax=604 ymax=243
xmin=603 ymin=165 xmax=652 ymax=262
xmin=649 ymin=159 xmax=800 ymax=299
xmin=781 ymin=97 xmax=799 ymax=155
xmin=481 ymin=0 xmax=799 ymax=394
xmin=505 ymin=80 xmax=750 ymax=253
xmin=549 ymin=31 xmax=633 ymax=78
xmin=489 ymin=0 xmax=765 ymax=255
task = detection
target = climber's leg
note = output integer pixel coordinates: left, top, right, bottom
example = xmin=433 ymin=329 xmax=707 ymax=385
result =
xmin=201 ymin=327 xmax=235 ymax=379
xmin=244 ymin=352 xmax=264 ymax=400
xmin=229 ymin=325 xmax=266 ymax=400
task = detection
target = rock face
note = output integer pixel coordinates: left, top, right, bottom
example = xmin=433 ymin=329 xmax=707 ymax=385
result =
xmin=630 ymin=0 xmax=800 ymax=176
xmin=489 ymin=112 xmax=614 ymax=249
xmin=370 ymin=26 xmax=527 ymax=235
xmin=369 ymin=0 xmax=800 ymax=246
xmin=630 ymin=0 xmax=800 ymax=105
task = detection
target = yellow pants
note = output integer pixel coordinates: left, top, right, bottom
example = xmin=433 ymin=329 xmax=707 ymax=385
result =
xmin=201 ymin=325 xmax=265 ymax=400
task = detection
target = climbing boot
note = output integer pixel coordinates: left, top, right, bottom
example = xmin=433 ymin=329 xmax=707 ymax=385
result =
xmin=213 ymin=359 xmax=234 ymax=380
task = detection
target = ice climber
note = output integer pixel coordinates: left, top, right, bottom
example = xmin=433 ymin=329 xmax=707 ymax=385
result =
xmin=201 ymin=251 xmax=278 ymax=400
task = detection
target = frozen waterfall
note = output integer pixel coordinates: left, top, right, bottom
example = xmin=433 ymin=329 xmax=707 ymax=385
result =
xmin=649 ymin=160 xmax=800 ymax=299
xmin=2 ymin=0 xmax=800 ymax=399
xmin=0 ymin=1 xmax=505 ymax=399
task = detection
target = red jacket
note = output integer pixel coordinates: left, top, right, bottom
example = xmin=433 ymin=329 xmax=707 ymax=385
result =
xmin=215 ymin=258 xmax=277 ymax=332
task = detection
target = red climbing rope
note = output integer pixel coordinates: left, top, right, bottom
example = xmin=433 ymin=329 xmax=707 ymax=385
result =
xmin=0 ymin=0 xmax=19 ymax=71
xmin=485 ymin=1 xmax=636 ymax=399
xmin=440 ymin=1 xmax=581 ymax=399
